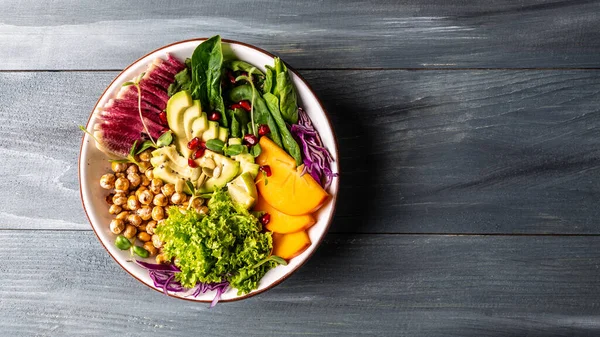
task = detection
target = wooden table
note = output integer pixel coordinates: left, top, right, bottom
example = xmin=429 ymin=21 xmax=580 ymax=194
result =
xmin=3 ymin=1 xmax=600 ymax=336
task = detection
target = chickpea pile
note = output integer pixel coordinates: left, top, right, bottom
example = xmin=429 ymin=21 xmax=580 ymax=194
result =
xmin=99 ymin=149 xmax=208 ymax=264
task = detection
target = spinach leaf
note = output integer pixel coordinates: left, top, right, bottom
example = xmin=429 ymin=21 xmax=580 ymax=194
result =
xmin=230 ymin=108 xmax=249 ymax=138
xmin=273 ymin=58 xmax=298 ymax=124
xmin=263 ymin=93 xmax=302 ymax=165
xmin=263 ymin=65 xmax=275 ymax=94
xmin=229 ymin=84 xmax=283 ymax=147
xmin=224 ymin=60 xmax=265 ymax=76
xmin=168 ymin=60 xmax=192 ymax=97
xmin=191 ymin=35 xmax=228 ymax=127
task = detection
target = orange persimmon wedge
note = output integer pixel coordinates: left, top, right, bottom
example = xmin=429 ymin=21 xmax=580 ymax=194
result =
xmin=254 ymin=195 xmax=316 ymax=234
xmin=255 ymin=137 xmax=329 ymax=216
xmin=272 ymin=231 xmax=311 ymax=260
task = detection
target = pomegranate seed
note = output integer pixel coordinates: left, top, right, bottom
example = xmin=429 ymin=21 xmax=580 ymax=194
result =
xmin=258 ymin=124 xmax=270 ymax=136
xmin=192 ymin=147 xmax=205 ymax=159
xmin=187 ymin=137 xmax=200 ymax=150
xmin=208 ymin=111 xmax=221 ymax=121
xmin=239 ymin=100 xmax=251 ymax=111
xmin=188 ymin=158 xmax=198 ymax=168
xmin=159 ymin=111 xmax=168 ymax=125
xmin=243 ymin=134 xmax=258 ymax=146
xmin=259 ymin=165 xmax=272 ymax=177
xmin=227 ymin=71 xmax=236 ymax=84
xmin=230 ymin=103 xmax=242 ymax=110
xmin=260 ymin=213 xmax=271 ymax=226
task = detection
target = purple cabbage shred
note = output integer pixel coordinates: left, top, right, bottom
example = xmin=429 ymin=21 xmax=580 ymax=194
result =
xmin=291 ymin=108 xmax=339 ymax=189
xmin=135 ymin=260 xmax=229 ymax=308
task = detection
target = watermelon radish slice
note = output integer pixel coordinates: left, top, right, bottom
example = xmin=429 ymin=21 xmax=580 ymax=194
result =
xmin=92 ymin=55 xmax=186 ymax=157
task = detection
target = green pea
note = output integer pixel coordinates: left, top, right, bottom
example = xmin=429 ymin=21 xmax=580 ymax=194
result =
xmin=133 ymin=246 xmax=149 ymax=258
xmin=115 ymin=235 xmax=131 ymax=250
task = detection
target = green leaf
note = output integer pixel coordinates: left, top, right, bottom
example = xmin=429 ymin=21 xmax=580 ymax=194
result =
xmin=263 ymin=93 xmax=302 ymax=166
xmin=157 ymin=131 xmax=173 ymax=147
xmin=263 ymin=65 xmax=275 ymax=94
xmin=136 ymin=140 xmax=156 ymax=155
xmin=273 ymin=58 xmax=298 ymax=124
xmin=205 ymin=139 xmax=225 ymax=153
xmin=251 ymin=255 xmax=287 ymax=269
xmin=129 ymin=140 xmax=139 ymax=157
xmin=191 ymin=35 xmax=227 ymax=127
xmin=78 ymin=125 xmax=102 ymax=145
xmin=250 ymin=143 xmax=262 ymax=158
xmin=122 ymin=81 xmax=135 ymax=87
xmin=224 ymin=60 xmax=265 ymax=76
xmin=223 ymin=144 xmax=245 ymax=157
xmin=185 ymin=180 xmax=196 ymax=195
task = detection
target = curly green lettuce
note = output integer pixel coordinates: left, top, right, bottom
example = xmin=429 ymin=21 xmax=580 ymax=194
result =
xmin=155 ymin=189 xmax=275 ymax=295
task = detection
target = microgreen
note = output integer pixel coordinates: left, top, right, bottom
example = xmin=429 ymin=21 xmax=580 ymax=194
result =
xmin=235 ymin=68 xmax=258 ymax=136
xmin=251 ymin=255 xmax=287 ymax=269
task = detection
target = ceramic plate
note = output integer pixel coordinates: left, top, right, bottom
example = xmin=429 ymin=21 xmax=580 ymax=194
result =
xmin=79 ymin=39 xmax=339 ymax=303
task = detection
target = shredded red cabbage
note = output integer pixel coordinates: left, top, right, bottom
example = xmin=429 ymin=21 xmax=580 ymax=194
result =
xmin=135 ymin=260 xmax=228 ymax=308
xmin=291 ymin=108 xmax=339 ymax=189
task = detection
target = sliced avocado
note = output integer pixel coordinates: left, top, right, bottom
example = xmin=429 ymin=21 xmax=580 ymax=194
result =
xmin=179 ymin=101 xmax=202 ymax=158
xmin=232 ymin=153 xmax=260 ymax=179
xmin=218 ymin=127 xmax=229 ymax=143
xmin=166 ymin=91 xmax=193 ymax=156
xmin=191 ymin=111 xmax=209 ymax=139
xmin=226 ymin=183 xmax=256 ymax=209
xmin=151 ymin=145 xmax=200 ymax=194
xmin=226 ymin=172 xmax=258 ymax=209
xmin=201 ymin=121 xmax=220 ymax=142
xmin=228 ymin=138 xmax=242 ymax=146
xmin=196 ymin=150 xmax=240 ymax=193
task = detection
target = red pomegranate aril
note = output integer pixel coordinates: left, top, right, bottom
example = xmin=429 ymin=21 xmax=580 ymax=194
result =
xmin=243 ymin=134 xmax=258 ymax=146
xmin=159 ymin=111 xmax=168 ymax=125
xmin=208 ymin=111 xmax=221 ymax=121
xmin=192 ymin=147 xmax=205 ymax=160
xmin=187 ymin=137 xmax=200 ymax=150
xmin=259 ymin=165 xmax=272 ymax=177
xmin=258 ymin=124 xmax=270 ymax=136
xmin=230 ymin=103 xmax=242 ymax=110
xmin=239 ymin=100 xmax=251 ymax=111
xmin=260 ymin=213 xmax=271 ymax=226
xmin=188 ymin=158 xmax=198 ymax=168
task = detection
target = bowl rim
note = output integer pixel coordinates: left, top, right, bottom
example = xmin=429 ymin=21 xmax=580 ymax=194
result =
xmin=78 ymin=38 xmax=340 ymax=303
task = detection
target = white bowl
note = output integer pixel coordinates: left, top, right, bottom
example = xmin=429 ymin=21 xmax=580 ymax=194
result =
xmin=79 ymin=39 xmax=340 ymax=303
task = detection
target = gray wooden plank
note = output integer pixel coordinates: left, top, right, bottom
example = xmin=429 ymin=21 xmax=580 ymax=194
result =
xmin=2 ymin=70 xmax=600 ymax=234
xmin=1 ymin=231 xmax=600 ymax=337
xmin=2 ymin=0 xmax=600 ymax=69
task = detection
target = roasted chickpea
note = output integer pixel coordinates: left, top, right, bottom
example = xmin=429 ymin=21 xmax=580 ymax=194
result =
xmin=146 ymin=220 xmax=157 ymax=235
xmin=143 ymin=241 xmax=158 ymax=256
xmin=137 ymin=205 xmax=152 ymax=221
xmin=112 ymin=193 xmax=127 ymax=206
xmin=138 ymin=190 xmax=154 ymax=205
xmin=152 ymin=206 xmax=165 ymax=221
xmin=141 ymin=175 xmax=151 ymax=187
xmin=127 ymin=173 xmax=141 ymax=189
xmin=161 ymin=183 xmax=175 ymax=198
xmin=181 ymin=201 xmax=189 ymax=209
xmin=138 ymin=223 xmax=147 ymax=233
xmin=150 ymin=178 xmax=163 ymax=194
xmin=145 ymin=169 xmax=154 ymax=180
xmin=122 ymin=225 xmax=137 ymax=239
xmin=126 ymin=195 xmax=140 ymax=211
xmin=105 ymin=193 xmax=115 ymax=205
xmin=127 ymin=214 xmax=142 ymax=227
xmin=111 ymin=162 xmax=128 ymax=173
xmin=109 ymin=204 xmax=122 ymax=215
xmin=109 ymin=219 xmax=125 ymax=234
xmin=152 ymin=234 xmax=163 ymax=249
xmin=153 ymin=193 xmax=168 ymax=207
xmin=114 ymin=177 xmax=130 ymax=192
xmin=137 ymin=232 xmax=151 ymax=242
xmin=115 ymin=172 xmax=126 ymax=178
xmin=116 ymin=211 xmax=130 ymax=221
xmin=190 ymin=197 xmax=204 ymax=208
xmin=100 ymin=173 xmax=116 ymax=189
xmin=139 ymin=150 xmax=152 ymax=162
xmin=135 ymin=186 xmax=148 ymax=198
xmin=170 ymin=192 xmax=186 ymax=205
xmin=198 ymin=206 xmax=209 ymax=215
xmin=126 ymin=164 xmax=138 ymax=175
xmin=138 ymin=161 xmax=151 ymax=173
xmin=156 ymin=253 xmax=169 ymax=264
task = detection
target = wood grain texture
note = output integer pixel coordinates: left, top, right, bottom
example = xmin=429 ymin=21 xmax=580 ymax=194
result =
xmin=2 ymin=231 xmax=600 ymax=337
xmin=2 ymin=0 xmax=600 ymax=69
xmin=2 ymin=70 xmax=600 ymax=233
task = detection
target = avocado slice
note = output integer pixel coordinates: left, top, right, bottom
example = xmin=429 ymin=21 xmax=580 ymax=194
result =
xmin=218 ymin=127 xmax=229 ymax=143
xmin=226 ymin=172 xmax=258 ymax=209
xmin=151 ymin=145 xmax=200 ymax=193
xmin=232 ymin=153 xmax=260 ymax=179
xmin=202 ymin=121 xmax=220 ymax=142
xmin=196 ymin=150 xmax=240 ymax=193
xmin=179 ymin=100 xmax=202 ymax=158
xmin=191 ymin=111 xmax=209 ymax=140
xmin=228 ymin=138 xmax=242 ymax=146
xmin=166 ymin=91 xmax=193 ymax=156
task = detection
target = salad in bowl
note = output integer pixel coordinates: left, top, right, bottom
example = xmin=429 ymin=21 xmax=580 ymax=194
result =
xmin=79 ymin=36 xmax=339 ymax=305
